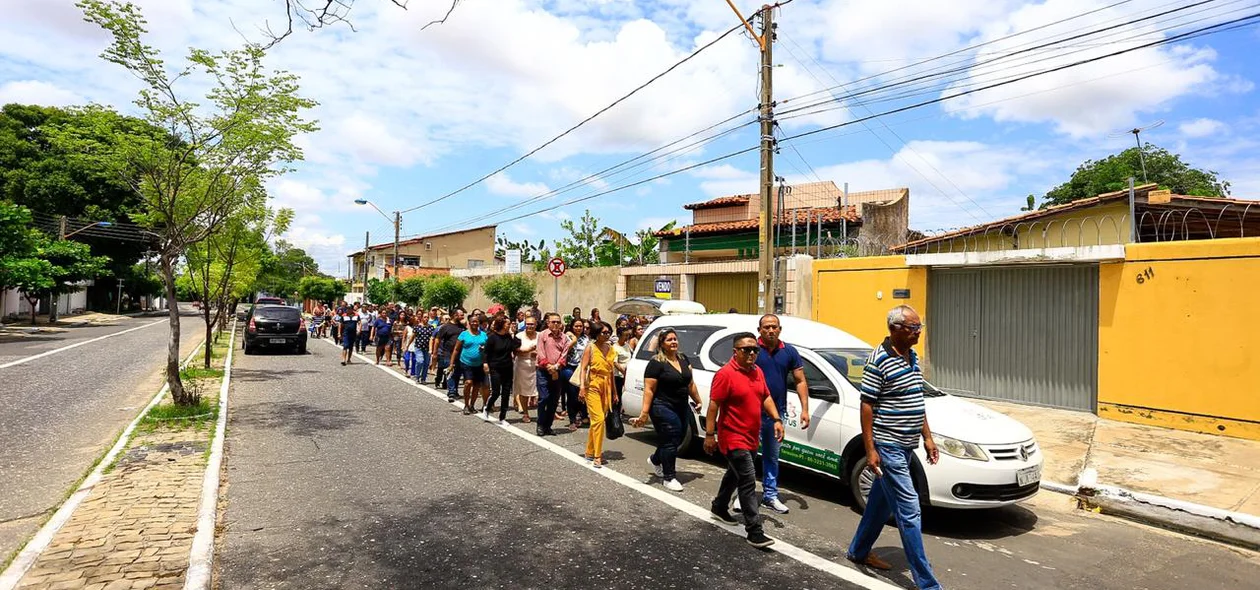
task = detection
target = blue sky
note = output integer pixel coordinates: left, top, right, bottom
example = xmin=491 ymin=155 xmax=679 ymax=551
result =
xmin=2 ymin=0 xmax=1257 ymax=274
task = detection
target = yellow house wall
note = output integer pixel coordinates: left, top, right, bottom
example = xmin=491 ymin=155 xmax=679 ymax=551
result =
xmin=1098 ymin=237 xmax=1260 ymax=440
xmin=923 ymin=202 xmax=1129 ymax=252
xmin=812 ymin=257 xmax=928 ymax=356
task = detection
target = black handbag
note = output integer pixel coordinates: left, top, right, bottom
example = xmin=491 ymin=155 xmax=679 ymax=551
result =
xmin=606 ymin=406 xmax=625 ymax=440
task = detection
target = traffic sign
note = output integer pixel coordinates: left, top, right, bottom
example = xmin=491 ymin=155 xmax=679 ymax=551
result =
xmin=547 ymin=257 xmax=566 ymax=278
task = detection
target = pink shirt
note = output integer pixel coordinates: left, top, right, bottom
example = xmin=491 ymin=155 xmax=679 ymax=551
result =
xmin=537 ymin=329 xmax=571 ymax=369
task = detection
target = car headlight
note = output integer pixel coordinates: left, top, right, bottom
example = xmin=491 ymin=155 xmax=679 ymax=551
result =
xmin=932 ymin=433 xmax=989 ymax=461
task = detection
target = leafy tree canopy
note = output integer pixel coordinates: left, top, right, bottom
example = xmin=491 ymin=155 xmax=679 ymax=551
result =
xmin=1043 ymin=145 xmax=1230 ymax=207
xmin=396 ymin=276 xmax=428 ymax=306
xmin=365 ymin=277 xmax=396 ymax=305
xmin=422 ymin=275 xmax=469 ymax=310
xmin=298 ymin=276 xmax=347 ymax=305
xmin=482 ymin=275 xmax=537 ymax=317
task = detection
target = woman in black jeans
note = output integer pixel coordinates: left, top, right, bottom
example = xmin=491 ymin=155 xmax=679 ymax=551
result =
xmin=483 ymin=316 xmax=520 ymax=424
xmin=630 ymin=328 xmax=701 ymax=493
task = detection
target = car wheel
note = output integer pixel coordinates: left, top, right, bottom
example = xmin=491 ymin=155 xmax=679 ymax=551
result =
xmin=849 ymin=454 xmax=876 ymax=513
xmin=243 ymin=340 xmax=253 ymax=355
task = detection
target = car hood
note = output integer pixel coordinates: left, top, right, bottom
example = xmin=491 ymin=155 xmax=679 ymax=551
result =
xmin=925 ymin=395 xmax=1035 ymax=445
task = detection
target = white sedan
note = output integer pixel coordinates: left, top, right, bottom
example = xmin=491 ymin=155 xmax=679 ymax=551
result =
xmin=620 ymin=313 xmax=1043 ymax=510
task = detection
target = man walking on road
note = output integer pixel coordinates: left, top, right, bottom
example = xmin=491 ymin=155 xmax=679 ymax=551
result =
xmin=845 ymin=305 xmax=942 ymax=590
xmin=535 ymin=313 xmax=571 ymax=437
xmin=705 ymin=332 xmax=783 ymax=549
xmin=755 ymin=314 xmax=810 ymax=515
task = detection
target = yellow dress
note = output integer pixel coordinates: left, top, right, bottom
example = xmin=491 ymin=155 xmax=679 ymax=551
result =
xmin=584 ymin=344 xmax=618 ymax=460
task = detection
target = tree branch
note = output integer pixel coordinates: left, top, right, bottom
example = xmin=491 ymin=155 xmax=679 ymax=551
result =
xmin=421 ymin=0 xmax=459 ymax=31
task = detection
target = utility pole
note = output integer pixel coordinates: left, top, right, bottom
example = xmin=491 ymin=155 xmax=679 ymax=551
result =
xmin=393 ymin=211 xmax=401 ymax=285
xmin=362 ymin=231 xmax=370 ymax=302
xmin=756 ymin=5 xmax=776 ymax=314
xmin=116 ymin=279 xmax=125 ymax=314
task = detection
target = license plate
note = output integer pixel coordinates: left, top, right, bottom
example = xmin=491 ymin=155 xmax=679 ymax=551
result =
xmin=269 ymin=338 xmax=287 ymax=344
xmin=1017 ymin=465 xmax=1041 ymax=486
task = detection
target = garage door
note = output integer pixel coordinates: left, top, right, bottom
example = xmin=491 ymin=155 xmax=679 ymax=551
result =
xmin=927 ymin=266 xmax=1098 ymax=411
xmin=694 ymin=273 xmax=758 ymax=315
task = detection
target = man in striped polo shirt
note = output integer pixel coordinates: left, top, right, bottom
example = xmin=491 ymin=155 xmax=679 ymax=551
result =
xmin=846 ymin=305 xmax=942 ymax=590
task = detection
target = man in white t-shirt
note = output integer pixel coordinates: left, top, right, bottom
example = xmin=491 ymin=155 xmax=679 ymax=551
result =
xmin=357 ymin=305 xmax=373 ymax=352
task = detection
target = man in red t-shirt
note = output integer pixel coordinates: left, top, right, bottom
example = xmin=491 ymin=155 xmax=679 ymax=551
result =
xmin=704 ymin=332 xmax=784 ymax=548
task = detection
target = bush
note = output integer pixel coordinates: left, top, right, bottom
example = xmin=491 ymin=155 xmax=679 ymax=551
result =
xmin=423 ymin=275 xmax=469 ymax=310
xmin=396 ymin=276 xmax=427 ymax=306
xmin=483 ymin=275 xmax=538 ymax=317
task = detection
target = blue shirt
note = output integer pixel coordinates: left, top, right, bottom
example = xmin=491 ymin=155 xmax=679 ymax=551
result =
xmin=371 ymin=317 xmax=392 ymax=337
xmin=755 ymin=338 xmax=803 ymax=411
xmin=458 ymin=330 xmax=489 ymax=366
xmin=860 ymin=338 xmax=926 ymax=448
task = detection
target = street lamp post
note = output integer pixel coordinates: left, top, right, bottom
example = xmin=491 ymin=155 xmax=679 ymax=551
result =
xmin=59 ymin=217 xmax=114 ymax=240
xmin=355 ymin=200 xmax=401 ymax=287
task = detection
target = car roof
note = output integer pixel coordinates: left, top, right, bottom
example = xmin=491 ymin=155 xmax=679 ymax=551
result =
xmin=643 ymin=314 xmax=873 ymax=349
xmin=255 ymin=304 xmax=296 ymax=310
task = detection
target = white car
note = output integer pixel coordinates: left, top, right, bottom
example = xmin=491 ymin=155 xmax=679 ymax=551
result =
xmin=621 ymin=313 xmax=1043 ymax=510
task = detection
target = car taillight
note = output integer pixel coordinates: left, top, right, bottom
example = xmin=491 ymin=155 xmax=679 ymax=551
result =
xmin=248 ymin=318 xmax=256 ymax=332
xmin=299 ymin=318 xmax=306 ymax=332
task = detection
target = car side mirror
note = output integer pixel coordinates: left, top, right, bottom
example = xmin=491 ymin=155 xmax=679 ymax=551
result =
xmin=808 ymin=384 xmax=839 ymax=404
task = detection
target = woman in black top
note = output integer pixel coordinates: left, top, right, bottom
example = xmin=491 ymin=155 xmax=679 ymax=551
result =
xmin=630 ymin=328 xmax=702 ymax=492
xmin=483 ymin=316 xmax=521 ymax=424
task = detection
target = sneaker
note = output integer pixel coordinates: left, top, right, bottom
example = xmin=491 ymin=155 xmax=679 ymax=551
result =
xmin=710 ymin=507 xmax=738 ymax=526
xmin=482 ymin=409 xmax=491 ymax=420
xmin=663 ymin=478 xmax=684 ymax=492
xmin=648 ymin=457 xmax=664 ymax=479
xmin=498 ymin=419 xmax=508 ymax=426
xmin=762 ymin=497 xmax=790 ymax=514
xmin=745 ymin=531 xmax=775 ymax=549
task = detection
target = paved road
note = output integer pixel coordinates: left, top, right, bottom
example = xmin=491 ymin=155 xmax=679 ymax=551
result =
xmin=0 ymin=308 xmax=202 ymax=563
xmin=220 ymin=337 xmax=1260 ymax=589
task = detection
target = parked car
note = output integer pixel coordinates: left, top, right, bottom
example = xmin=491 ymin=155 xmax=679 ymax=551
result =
xmin=235 ymin=302 xmax=253 ymax=321
xmin=243 ymin=305 xmax=307 ymax=355
xmin=620 ymin=313 xmax=1043 ymax=511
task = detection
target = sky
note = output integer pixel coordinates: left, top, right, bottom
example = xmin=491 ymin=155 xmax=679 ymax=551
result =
xmin=2 ymin=0 xmax=1258 ymax=275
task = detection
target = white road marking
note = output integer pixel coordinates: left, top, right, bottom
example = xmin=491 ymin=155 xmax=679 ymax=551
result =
xmin=320 ymin=338 xmax=901 ymax=590
xmin=184 ymin=320 xmax=237 ymax=590
xmin=0 ymin=339 xmax=205 ymax=590
xmin=0 ymin=318 xmax=169 ymax=370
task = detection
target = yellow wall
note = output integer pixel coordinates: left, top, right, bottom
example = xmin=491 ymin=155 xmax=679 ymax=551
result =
xmin=812 ymin=257 xmax=928 ymax=355
xmin=923 ymin=202 xmax=1129 ymax=253
xmin=1098 ymin=237 xmax=1260 ymax=440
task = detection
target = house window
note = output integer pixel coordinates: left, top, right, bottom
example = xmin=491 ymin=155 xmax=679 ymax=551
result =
xmin=399 ymin=256 xmax=421 ymax=267
xmin=425 ymin=242 xmax=433 ymax=251
xmin=467 ymin=259 xmax=485 ymax=268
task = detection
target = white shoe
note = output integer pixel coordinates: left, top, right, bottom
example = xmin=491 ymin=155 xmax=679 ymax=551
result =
xmin=762 ymin=497 xmax=790 ymax=514
xmin=498 ymin=419 xmax=508 ymax=426
xmin=648 ymin=457 xmax=664 ymax=479
xmin=481 ymin=409 xmax=491 ymax=420
xmin=663 ymin=478 xmax=684 ymax=492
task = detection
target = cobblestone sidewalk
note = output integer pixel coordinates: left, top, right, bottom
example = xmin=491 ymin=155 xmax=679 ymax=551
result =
xmin=14 ymin=430 xmax=207 ymax=590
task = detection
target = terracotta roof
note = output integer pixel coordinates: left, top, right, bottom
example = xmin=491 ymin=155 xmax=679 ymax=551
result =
xmin=656 ymin=206 xmax=859 ymax=238
xmin=683 ymin=194 xmax=752 ymax=210
xmin=891 ymin=184 xmax=1259 ymax=251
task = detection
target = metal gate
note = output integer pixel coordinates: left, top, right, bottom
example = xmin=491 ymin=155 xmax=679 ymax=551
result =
xmin=694 ymin=273 xmax=758 ymax=315
xmin=927 ymin=266 xmax=1098 ymax=411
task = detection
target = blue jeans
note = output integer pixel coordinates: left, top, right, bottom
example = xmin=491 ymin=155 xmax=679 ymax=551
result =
xmin=559 ymin=365 xmax=585 ymax=425
xmin=447 ymin=358 xmax=463 ymax=399
xmin=648 ymin=403 xmax=685 ymax=481
xmin=413 ymin=349 xmax=430 ymax=380
xmin=403 ymin=350 xmax=415 ymax=373
xmin=760 ymin=414 xmax=783 ymax=501
xmin=535 ymin=368 xmax=564 ymax=434
xmin=847 ymin=444 xmax=940 ymax=590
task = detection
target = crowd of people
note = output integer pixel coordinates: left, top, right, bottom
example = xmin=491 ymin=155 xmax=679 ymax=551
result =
xmin=303 ymin=299 xmax=942 ymax=586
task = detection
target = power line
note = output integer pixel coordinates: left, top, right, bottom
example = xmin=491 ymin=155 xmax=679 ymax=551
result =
xmin=398 ymin=20 xmax=750 ymax=215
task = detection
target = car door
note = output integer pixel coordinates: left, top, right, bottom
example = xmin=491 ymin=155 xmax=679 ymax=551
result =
xmin=622 ymin=324 xmax=723 ymax=418
xmin=779 ymin=349 xmax=847 ymax=479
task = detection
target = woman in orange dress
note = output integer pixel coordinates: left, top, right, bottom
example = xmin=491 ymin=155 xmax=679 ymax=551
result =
xmin=580 ymin=321 xmax=623 ymax=468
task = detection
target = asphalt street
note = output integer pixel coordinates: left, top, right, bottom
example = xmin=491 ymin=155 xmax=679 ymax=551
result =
xmin=220 ymin=336 xmax=1260 ymax=589
xmin=0 ymin=308 xmax=202 ymax=563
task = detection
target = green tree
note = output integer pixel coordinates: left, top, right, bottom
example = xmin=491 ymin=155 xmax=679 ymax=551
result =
xmin=254 ymin=239 xmax=316 ymax=298
xmin=422 ymin=275 xmax=469 ymax=310
xmin=1044 ymin=145 xmax=1230 ymax=207
xmin=495 ymin=235 xmax=546 ymax=264
xmin=365 ymin=277 xmax=396 ymax=305
xmin=554 ymin=210 xmax=602 ymax=268
xmin=0 ymin=202 xmax=52 ymax=304
xmin=20 ymin=238 xmax=111 ymax=325
xmin=74 ymin=0 xmax=317 ymax=405
xmin=396 ymin=276 xmax=428 ymax=306
xmin=482 ymin=275 xmax=537 ymax=317
xmin=298 ymin=276 xmax=347 ymax=305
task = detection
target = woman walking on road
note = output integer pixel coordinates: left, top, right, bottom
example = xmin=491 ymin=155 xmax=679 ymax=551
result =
xmin=631 ymin=328 xmax=703 ymax=492
xmin=561 ymin=318 xmax=590 ymax=429
xmin=580 ymin=322 xmax=623 ymax=468
xmin=484 ymin=316 xmax=520 ymax=424
xmin=452 ymin=314 xmax=489 ymax=415
xmin=514 ymin=316 xmax=540 ymax=422
xmin=338 ymin=305 xmax=359 ymax=366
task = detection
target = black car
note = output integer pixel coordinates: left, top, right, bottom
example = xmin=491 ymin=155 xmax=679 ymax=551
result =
xmin=243 ymin=305 xmax=307 ymax=354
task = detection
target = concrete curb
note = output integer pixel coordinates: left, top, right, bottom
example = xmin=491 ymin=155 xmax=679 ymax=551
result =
xmin=184 ymin=319 xmax=236 ymax=590
xmin=1039 ymin=474 xmax=1260 ymax=551
xmin=0 ymin=339 xmax=206 ymax=590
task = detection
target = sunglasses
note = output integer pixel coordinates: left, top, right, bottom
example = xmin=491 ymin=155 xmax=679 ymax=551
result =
xmin=736 ymin=346 xmax=760 ymax=354
xmin=896 ymin=322 xmax=924 ymax=333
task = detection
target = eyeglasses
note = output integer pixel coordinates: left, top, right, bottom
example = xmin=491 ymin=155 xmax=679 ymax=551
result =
xmin=736 ymin=346 xmax=760 ymax=354
xmin=895 ymin=322 xmax=924 ymax=333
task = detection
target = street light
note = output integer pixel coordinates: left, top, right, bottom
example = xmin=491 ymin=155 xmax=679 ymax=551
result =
xmin=61 ymin=220 xmax=113 ymax=239
xmin=354 ymin=199 xmax=402 ymax=285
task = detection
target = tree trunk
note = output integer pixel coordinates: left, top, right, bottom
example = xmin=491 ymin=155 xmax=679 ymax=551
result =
xmin=26 ymin=296 xmax=39 ymax=325
xmin=161 ymin=254 xmax=189 ymax=405
xmin=203 ymin=301 xmax=213 ymax=369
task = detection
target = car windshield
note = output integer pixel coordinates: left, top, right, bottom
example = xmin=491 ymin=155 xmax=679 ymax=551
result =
xmin=255 ymin=307 xmax=300 ymax=320
xmin=811 ymin=348 xmax=945 ymax=397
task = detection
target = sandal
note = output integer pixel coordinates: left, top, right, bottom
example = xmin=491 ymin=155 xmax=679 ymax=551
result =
xmin=521 ymin=416 xmax=531 ymax=423
xmin=592 ymin=457 xmax=604 ymax=469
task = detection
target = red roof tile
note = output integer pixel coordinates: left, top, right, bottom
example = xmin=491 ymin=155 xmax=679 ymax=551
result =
xmin=683 ymin=195 xmax=752 ymax=210
xmin=656 ymin=206 xmax=859 ymax=237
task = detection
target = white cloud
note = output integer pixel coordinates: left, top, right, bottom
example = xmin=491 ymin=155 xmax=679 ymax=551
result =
xmin=636 ymin=216 xmax=678 ymax=231
xmin=0 ymin=80 xmax=84 ymax=107
xmin=691 ymin=164 xmax=758 ymax=197
xmin=1179 ymin=117 xmax=1228 ymax=138
xmin=486 ymin=172 xmax=552 ymax=198
xmin=508 ymin=222 xmax=536 ymax=236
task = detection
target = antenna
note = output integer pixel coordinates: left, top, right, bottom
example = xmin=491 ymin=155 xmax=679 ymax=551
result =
xmin=1108 ymin=120 xmax=1164 ymax=183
